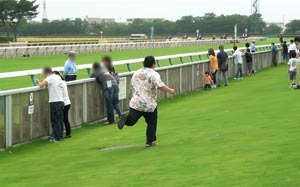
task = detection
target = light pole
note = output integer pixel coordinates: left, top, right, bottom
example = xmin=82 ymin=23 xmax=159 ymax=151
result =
xmin=100 ymin=31 xmax=103 ymax=40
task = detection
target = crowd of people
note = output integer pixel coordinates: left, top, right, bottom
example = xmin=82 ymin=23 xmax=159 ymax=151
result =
xmin=282 ymin=37 xmax=300 ymax=88
xmin=35 ymin=37 xmax=300 ymax=146
xmin=37 ymin=52 xmax=175 ymax=147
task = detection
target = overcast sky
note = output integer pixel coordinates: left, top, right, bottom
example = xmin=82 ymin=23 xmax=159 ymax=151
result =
xmin=35 ymin=0 xmax=298 ymax=23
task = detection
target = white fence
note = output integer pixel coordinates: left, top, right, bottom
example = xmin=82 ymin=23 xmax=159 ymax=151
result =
xmin=0 ymin=39 xmax=246 ymax=58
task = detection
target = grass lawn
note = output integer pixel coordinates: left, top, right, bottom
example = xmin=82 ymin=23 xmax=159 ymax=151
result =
xmin=0 ymin=38 xmax=279 ymax=90
xmin=0 ymin=64 xmax=299 ymax=187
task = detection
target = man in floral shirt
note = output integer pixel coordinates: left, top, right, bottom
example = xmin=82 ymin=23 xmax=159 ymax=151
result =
xmin=118 ymin=56 xmax=175 ymax=147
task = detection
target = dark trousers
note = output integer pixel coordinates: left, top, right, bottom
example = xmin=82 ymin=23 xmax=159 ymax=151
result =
xmin=125 ymin=108 xmax=158 ymax=144
xmin=211 ymin=70 xmax=217 ymax=84
xmin=104 ymin=85 xmax=122 ymax=123
xmin=65 ymin=75 xmax=77 ymax=82
xmin=272 ymin=54 xmax=277 ymax=67
xmin=50 ymin=102 xmax=64 ymax=140
xmin=63 ymin=104 xmax=71 ymax=136
xmin=235 ymin=64 xmax=243 ymax=78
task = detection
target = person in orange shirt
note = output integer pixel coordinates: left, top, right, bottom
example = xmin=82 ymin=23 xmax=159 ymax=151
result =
xmin=209 ymin=49 xmax=219 ymax=88
xmin=203 ymin=72 xmax=213 ymax=90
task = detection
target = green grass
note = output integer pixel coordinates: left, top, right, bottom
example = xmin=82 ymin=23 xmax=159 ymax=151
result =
xmin=0 ymin=64 xmax=299 ymax=187
xmin=0 ymin=38 xmax=279 ymax=90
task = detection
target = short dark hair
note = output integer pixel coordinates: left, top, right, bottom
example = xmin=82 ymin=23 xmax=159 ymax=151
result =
xmin=290 ymin=40 xmax=294 ymax=43
xmin=245 ymin=43 xmax=250 ymax=48
xmin=284 ymin=41 xmax=287 ymax=44
xmin=271 ymin=42 xmax=275 ymax=45
xmin=291 ymin=51 xmax=297 ymax=58
xmin=219 ymin=45 xmax=224 ymax=50
xmin=246 ymin=48 xmax=251 ymax=52
xmin=294 ymin=37 xmax=300 ymax=42
xmin=205 ymin=71 xmax=210 ymax=75
xmin=102 ymin=55 xmax=112 ymax=64
xmin=233 ymin=46 xmax=238 ymax=51
xmin=208 ymin=48 xmax=215 ymax=56
xmin=143 ymin=56 xmax=156 ymax=68
xmin=43 ymin=66 xmax=52 ymax=74
xmin=92 ymin=62 xmax=101 ymax=70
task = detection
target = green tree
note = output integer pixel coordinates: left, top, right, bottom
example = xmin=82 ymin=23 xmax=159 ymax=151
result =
xmin=265 ymin=24 xmax=282 ymax=35
xmin=6 ymin=0 xmax=39 ymax=41
xmin=285 ymin=20 xmax=300 ymax=34
xmin=0 ymin=0 xmax=15 ymax=40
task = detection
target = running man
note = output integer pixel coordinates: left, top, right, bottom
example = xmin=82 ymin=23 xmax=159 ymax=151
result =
xmin=118 ymin=56 xmax=175 ymax=147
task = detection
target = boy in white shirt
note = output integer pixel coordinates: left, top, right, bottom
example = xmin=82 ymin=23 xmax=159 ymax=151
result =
xmin=288 ymin=40 xmax=297 ymax=59
xmin=232 ymin=46 xmax=243 ymax=80
xmin=288 ymin=52 xmax=298 ymax=88
xmin=37 ymin=67 xmax=65 ymax=142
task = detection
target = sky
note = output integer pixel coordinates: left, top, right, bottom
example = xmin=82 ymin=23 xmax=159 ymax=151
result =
xmin=34 ymin=0 xmax=299 ymax=23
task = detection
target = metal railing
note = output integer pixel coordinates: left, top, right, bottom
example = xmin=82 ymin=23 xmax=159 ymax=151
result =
xmin=0 ymin=47 xmax=282 ymax=149
xmin=0 ymin=44 xmax=280 ymax=87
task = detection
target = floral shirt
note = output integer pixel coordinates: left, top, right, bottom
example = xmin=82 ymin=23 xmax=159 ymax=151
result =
xmin=130 ymin=68 xmax=166 ymax=112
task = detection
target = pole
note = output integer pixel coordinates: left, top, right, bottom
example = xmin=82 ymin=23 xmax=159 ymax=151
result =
xmin=234 ymin=24 xmax=237 ymax=47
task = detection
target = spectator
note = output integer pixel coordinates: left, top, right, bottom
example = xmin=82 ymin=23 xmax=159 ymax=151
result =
xmin=63 ymin=51 xmax=77 ymax=81
xmin=203 ymin=72 xmax=213 ymax=90
xmin=208 ymin=49 xmax=218 ymax=88
xmin=251 ymin=41 xmax=256 ymax=53
xmin=245 ymin=49 xmax=254 ymax=75
xmin=53 ymin=71 xmax=72 ymax=138
xmin=245 ymin=42 xmax=250 ymax=49
xmin=217 ymin=45 xmax=229 ymax=87
xmin=288 ymin=40 xmax=296 ymax=59
xmin=91 ymin=62 xmax=122 ymax=125
xmin=233 ymin=46 xmax=243 ymax=80
xmin=37 ymin=67 xmax=64 ymax=142
xmin=279 ymin=34 xmax=284 ymax=43
xmin=102 ymin=55 xmax=119 ymax=83
xmin=282 ymin=41 xmax=289 ymax=63
xmin=117 ymin=56 xmax=175 ymax=148
xmin=271 ymin=43 xmax=278 ymax=67
xmin=288 ymin=52 xmax=298 ymax=88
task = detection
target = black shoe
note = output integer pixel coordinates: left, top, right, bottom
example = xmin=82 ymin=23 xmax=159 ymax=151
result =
xmin=65 ymin=135 xmax=72 ymax=138
xmin=225 ymin=84 xmax=228 ymax=87
xmin=118 ymin=114 xmax=127 ymax=130
xmin=145 ymin=141 xmax=157 ymax=148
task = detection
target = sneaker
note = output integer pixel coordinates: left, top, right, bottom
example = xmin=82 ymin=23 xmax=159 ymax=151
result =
xmin=104 ymin=121 xmax=114 ymax=125
xmin=240 ymin=77 xmax=244 ymax=80
xmin=234 ymin=77 xmax=238 ymax=80
xmin=65 ymin=135 xmax=72 ymax=139
xmin=145 ymin=141 xmax=157 ymax=148
xmin=118 ymin=114 xmax=127 ymax=130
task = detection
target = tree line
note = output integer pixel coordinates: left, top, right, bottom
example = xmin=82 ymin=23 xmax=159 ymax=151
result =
xmin=0 ymin=0 xmax=299 ymax=42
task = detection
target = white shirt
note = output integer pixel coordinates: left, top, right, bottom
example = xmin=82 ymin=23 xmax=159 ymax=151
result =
xmin=233 ymin=50 xmax=243 ymax=64
xmin=62 ymin=81 xmax=71 ymax=106
xmin=130 ymin=68 xmax=166 ymax=112
xmin=288 ymin=43 xmax=296 ymax=53
xmin=45 ymin=74 xmax=64 ymax=103
xmin=288 ymin=58 xmax=299 ymax=72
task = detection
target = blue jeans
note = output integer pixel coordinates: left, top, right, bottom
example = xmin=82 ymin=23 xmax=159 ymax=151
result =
xmin=104 ymin=85 xmax=122 ymax=123
xmin=235 ymin=64 xmax=243 ymax=78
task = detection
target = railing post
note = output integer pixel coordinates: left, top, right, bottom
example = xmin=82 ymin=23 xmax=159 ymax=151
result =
xmin=168 ymin=58 xmax=174 ymax=65
xmin=189 ymin=56 xmax=194 ymax=62
xmin=31 ymin=75 xmax=37 ymax=86
xmin=5 ymin=95 xmax=12 ymax=148
xmin=180 ymin=66 xmax=183 ymax=94
xmin=156 ymin=60 xmax=161 ymax=67
xmin=86 ymin=68 xmax=92 ymax=77
xmin=198 ymin=55 xmax=202 ymax=61
xmin=126 ymin=64 xmax=132 ymax=72
xmin=180 ymin=57 xmax=184 ymax=64
xmin=82 ymin=82 xmax=88 ymax=123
